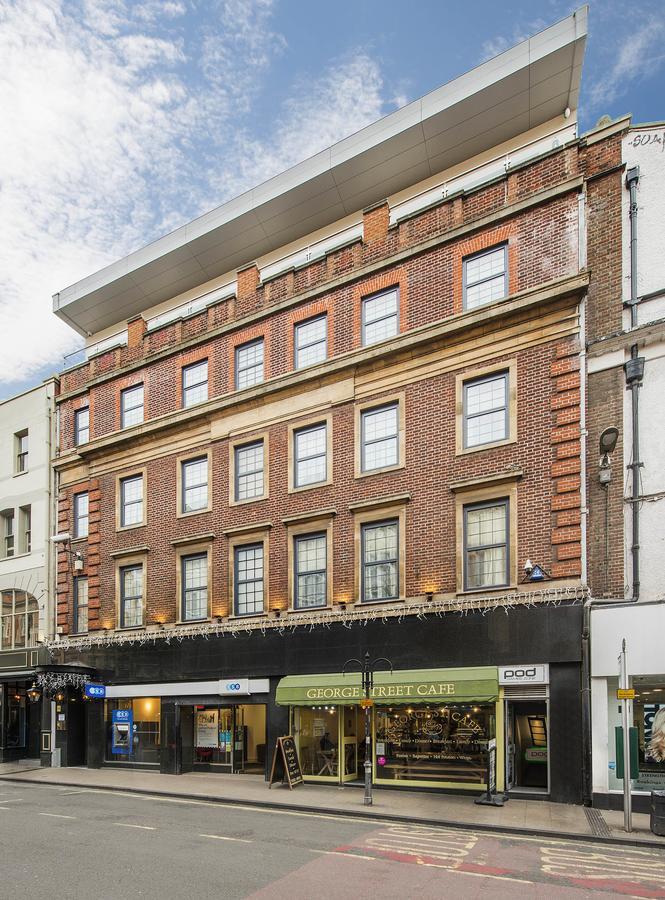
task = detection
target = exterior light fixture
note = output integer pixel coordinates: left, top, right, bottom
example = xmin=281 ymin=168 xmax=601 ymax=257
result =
xmin=27 ymin=684 xmax=41 ymax=703
xmin=55 ymin=690 xmax=65 ymax=703
xmin=599 ymin=426 xmax=619 ymax=485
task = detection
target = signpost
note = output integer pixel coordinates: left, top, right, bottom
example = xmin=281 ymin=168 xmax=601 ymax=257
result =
xmin=269 ymin=736 xmax=304 ymax=789
xmin=619 ymin=640 xmax=633 ymax=833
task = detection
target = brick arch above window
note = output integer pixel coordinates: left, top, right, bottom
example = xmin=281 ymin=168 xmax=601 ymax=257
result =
xmin=353 ymin=266 xmax=409 ymax=349
xmin=452 ymin=223 xmax=517 ymax=315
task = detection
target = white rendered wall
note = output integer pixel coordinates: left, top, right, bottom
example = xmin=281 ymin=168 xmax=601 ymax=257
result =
xmin=0 ymin=380 xmax=57 ymax=640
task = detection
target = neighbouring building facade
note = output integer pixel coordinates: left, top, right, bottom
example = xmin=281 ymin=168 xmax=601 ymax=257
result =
xmin=45 ymin=9 xmax=619 ymax=804
xmin=0 ymin=380 xmax=58 ymax=762
xmin=589 ymin=121 xmax=665 ymax=811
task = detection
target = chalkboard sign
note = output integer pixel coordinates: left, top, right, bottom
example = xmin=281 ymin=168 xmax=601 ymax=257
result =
xmin=269 ymin=736 xmax=304 ymax=789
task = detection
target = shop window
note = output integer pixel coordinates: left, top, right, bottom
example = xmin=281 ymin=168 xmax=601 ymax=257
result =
xmin=361 ymin=520 xmax=399 ymax=602
xmin=182 ymin=359 xmax=208 ymax=408
xmin=632 ymin=679 xmax=665 ymax=792
xmin=119 ymin=564 xmax=143 ymax=628
xmin=375 ymin=704 xmax=495 ymax=785
xmin=74 ymin=407 xmax=89 ymax=445
xmin=73 ymin=492 xmax=89 ymax=538
xmin=182 ymin=553 xmax=208 ymax=621
xmin=234 ymin=441 xmax=264 ymax=502
xmin=105 ymin=698 xmax=161 ymax=764
xmin=362 ymin=287 xmax=398 ymax=346
xmin=235 ymin=338 xmax=264 ymax=390
xmin=15 ymin=430 xmax=29 ymax=472
xmin=73 ymin=576 xmax=88 ymax=634
xmin=293 ymin=706 xmax=340 ymax=779
xmin=360 ymin=403 xmax=399 ymax=473
xmin=1 ymin=590 xmax=39 ymax=650
xmin=463 ymin=500 xmax=509 ymax=590
xmin=294 ymin=423 xmax=327 ymax=488
xmin=19 ymin=505 xmax=31 ymax=554
xmin=181 ymin=456 xmax=209 ymax=513
xmin=234 ymin=543 xmax=264 ymax=616
xmin=295 ymin=315 xmax=327 ymax=369
xmin=120 ymin=475 xmax=143 ymax=528
xmin=121 ymin=384 xmax=144 ymax=428
xmin=463 ymin=372 xmax=508 ymax=449
xmin=1 ymin=509 xmax=14 ymax=558
xmin=294 ymin=533 xmax=327 ymax=609
xmin=463 ymin=244 xmax=507 ymax=310
xmin=5 ymin=684 xmax=26 ymax=748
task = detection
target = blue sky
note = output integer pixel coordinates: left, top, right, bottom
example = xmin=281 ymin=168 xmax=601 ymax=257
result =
xmin=1 ymin=0 xmax=664 ymax=400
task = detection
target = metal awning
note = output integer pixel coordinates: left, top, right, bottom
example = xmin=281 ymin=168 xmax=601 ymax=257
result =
xmin=53 ymin=8 xmax=587 ymax=337
xmin=275 ymin=667 xmax=499 ymax=706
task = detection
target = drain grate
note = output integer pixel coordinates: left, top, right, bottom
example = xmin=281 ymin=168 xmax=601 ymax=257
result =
xmin=584 ymin=806 xmax=612 ymax=837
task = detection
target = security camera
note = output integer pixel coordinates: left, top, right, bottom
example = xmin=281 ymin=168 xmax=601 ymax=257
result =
xmin=523 ymin=559 xmax=533 ymax=576
xmin=51 ymin=532 xmax=71 ymax=544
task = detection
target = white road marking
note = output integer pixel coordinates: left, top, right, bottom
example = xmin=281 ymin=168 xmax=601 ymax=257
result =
xmin=199 ymin=833 xmax=253 ymax=843
xmin=39 ymin=813 xmax=76 ymax=819
xmin=113 ymin=823 xmax=156 ymax=830
xmin=60 ymin=790 xmax=92 ymax=795
xmin=0 ymin=807 xmax=11 ymax=811
xmin=307 ymin=849 xmax=375 ymax=861
xmin=0 ymin=798 xmax=23 ymax=803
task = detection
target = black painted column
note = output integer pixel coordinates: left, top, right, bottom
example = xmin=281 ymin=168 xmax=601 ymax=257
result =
xmin=39 ymin=694 xmax=52 ymax=767
xmin=86 ymin=699 xmax=105 ymax=768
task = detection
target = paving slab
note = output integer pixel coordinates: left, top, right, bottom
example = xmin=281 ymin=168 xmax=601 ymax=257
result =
xmin=1 ymin=763 xmax=663 ymax=848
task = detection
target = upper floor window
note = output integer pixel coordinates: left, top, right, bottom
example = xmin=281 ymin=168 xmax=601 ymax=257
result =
xmin=181 ymin=553 xmax=208 ymax=622
xmin=463 ymin=245 xmax=507 ymax=310
xmin=120 ymin=475 xmax=143 ymax=528
xmin=463 ymin=499 xmax=509 ymax=590
xmin=294 ymin=423 xmax=327 ymax=488
xmin=235 ymin=339 xmax=264 ymax=390
xmin=361 ymin=520 xmax=399 ymax=602
xmin=15 ymin=430 xmax=28 ymax=472
xmin=294 ymin=533 xmax=327 ymax=609
xmin=361 ymin=403 xmax=399 ymax=473
xmin=234 ymin=543 xmax=264 ymax=617
xmin=121 ymin=384 xmax=144 ymax=428
xmin=1 ymin=590 xmax=39 ymax=650
xmin=295 ymin=315 xmax=327 ymax=369
xmin=181 ymin=457 xmax=209 ymax=514
xmin=1 ymin=510 xmax=14 ymax=558
xmin=182 ymin=360 xmax=208 ymax=408
xmin=119 ymin=564 xmax=143 ymax=628
xmin=463 ymin=372 xmax=508 ymax=449
xmin=73 ymin=492 xmax=89 ymax=539
xmin=74 ymin=408 xmax=89 ymax=446
xmin=19 ymin=506 xmax=31 ymax=554
xmin=73 ymin=577 xmax=88 ymax=634
xmin=362 ymin=288 xmax=398 ymax=346
xmin=235 ymin=441 xmax=264 ymax=502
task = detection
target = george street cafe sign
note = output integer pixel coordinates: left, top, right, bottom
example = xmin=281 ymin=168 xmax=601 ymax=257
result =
xmin=275 ymin=667 xmax=499 ymax=707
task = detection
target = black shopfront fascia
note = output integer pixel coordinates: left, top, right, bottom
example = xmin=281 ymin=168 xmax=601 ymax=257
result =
xmin=73 ymin=602 xmax=583 ymax=803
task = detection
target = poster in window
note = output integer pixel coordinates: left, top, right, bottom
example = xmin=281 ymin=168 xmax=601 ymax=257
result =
xmin=645 ymin=704 xmax=665 ymax=763
xmin=195 ymin=709 xmax=218 ymax=748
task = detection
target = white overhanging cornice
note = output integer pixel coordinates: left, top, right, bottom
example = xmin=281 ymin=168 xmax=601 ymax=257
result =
xmin=53 ymin=6 xmax=588 ymax=338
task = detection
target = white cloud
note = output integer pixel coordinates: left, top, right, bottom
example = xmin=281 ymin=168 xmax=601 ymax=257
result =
xmin=587 ymin=17 xmax=665 ymax=109
xmin=0 ymin=0 xmax=396 ymax=388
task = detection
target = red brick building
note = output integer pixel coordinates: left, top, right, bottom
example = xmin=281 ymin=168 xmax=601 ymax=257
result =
xmin=47 ymin=10 xmax=614 ymax=803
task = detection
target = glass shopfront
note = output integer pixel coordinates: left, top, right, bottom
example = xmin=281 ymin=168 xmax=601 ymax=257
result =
xmin=375 ymin=704 xmax=494 ymax=786
xmin=607 ymin=676 xmax=665 ymax=794
xmin=105 ymin=698 xmax=161 ymax=765
xmin=193 ymin=704 xmax=266 ymax=773
xmin=279 ymin=666 xmax=501 ymax=791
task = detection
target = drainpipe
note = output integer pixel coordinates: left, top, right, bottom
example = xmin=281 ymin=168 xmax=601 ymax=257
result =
xmin=625 ymin=166 xmax=644 ymax=602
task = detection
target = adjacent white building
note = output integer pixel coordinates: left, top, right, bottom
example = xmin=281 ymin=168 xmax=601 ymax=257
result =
xmin=0 ymin=379 xmax=58 ymax=761
xmin=591 ymin=122 xmax=665 ymax=807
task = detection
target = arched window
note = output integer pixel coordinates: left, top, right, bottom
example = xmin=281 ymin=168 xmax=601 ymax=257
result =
xmin=0 ymin=590 xmax=39 ymax=650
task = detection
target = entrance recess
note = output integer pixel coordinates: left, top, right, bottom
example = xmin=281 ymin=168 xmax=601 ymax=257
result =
xmin=192 ymin=704 xmax=266 ymax=773
xmin=505 ymin=700 xmax=549 ymax=793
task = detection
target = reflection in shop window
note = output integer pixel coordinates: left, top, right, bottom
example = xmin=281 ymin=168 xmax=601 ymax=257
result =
xmin=1 ymin=590 xmax=39 ymax=650
xmin=294 ymin=706 xmax=339 ymax=778
xmin=105 ymin=698 xmax=160 ymax=764
xmin=375 ymin=704 xmax=495 ymax=785
xmin=634 ymin=680 xmax=665 ymax=791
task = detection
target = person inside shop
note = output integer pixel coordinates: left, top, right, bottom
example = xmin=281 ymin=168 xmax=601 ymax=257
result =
xmin=319 ymin=731 xmax=336 ymax=752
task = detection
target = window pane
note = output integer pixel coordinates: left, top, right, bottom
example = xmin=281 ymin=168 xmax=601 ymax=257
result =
xmin=362 ymin=405 xmax=399 ymax=471
xmin=364 ymin=562 xmax=398 ymax=601
xmin=122 ymin=385 xmax=144 ymax=427
xmin=236 ymin=341 xmax=264 ymax=389
xmin=183 ymin=458 xmax=208 ymax=512
xmin=121 ymin=477 xmax=143 ymax=526
xmin=75 ymin=493 xmax=89 ymax=537
xmin=75 ymin=409 xmax=89 ymax=444
xmin=236 ymin=443 xmax=264 ymax=500
xmin=466 ymin=505 xmax=506 ymax=549
xmin=235 ymin=545 xmax=264 ymax=615
xmin=465 ymin=275 xmax=506 ymax=310
xmin=465 ymin=247 xmax=505 ymax=286
xmin=295 ymin=317 xmax=327 ymax=369
xmin=183 ymin=555 xmax=207 ymax=620
xmin=363 ymin=523 xmax=398 ymax=563
xmin=466 ymin=546 xmax=507 ymax=588
xmin=183 ymin=361 xmax=208 ymax=407
xmin=465 ymin=377 xmax=506 ymax=416
xmin=75 ymin=578 xmax=88 ymax=633
xmin=295 ymin=424 xmax=326 ymax=486
xmin=295 ymin=534 xmax=327 ymax=608
xmin=123 ymin=566 xmax=143 ymax=599
xmin=364 ymin=290 xmax=397 ymax=324
xmin=466 ymin=411 xmax=507 ymax=447
xmin=363 ymin=405 xmax=397 ymax=443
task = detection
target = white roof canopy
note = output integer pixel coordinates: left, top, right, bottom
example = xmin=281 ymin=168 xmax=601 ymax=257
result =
xmin=54 ymin=7 xmax=587 ymax=337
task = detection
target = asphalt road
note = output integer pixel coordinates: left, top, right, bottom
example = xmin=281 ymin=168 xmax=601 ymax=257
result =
xmin=0 ymin=779 xmax=664 ymax=899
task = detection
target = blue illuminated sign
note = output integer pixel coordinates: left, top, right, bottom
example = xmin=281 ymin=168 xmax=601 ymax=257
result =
xmin=111 ymin=709 xmax=133 ymax=755
xmin=84 ymin=683 xmax=106 ymax=699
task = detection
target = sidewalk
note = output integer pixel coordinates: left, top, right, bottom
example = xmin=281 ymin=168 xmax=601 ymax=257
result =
xmin=1 ymin=762 xmax=663 ymax=848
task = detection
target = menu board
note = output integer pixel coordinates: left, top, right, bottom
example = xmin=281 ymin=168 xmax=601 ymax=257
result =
xmin=195 ymin=709 xmax=218 ymax=748
xmin=269 ymin=736 xmax=304 ymax=789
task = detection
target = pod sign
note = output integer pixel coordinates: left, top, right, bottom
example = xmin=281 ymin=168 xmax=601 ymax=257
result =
xmin=499 ymin=665 xmax=549 ymax=685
